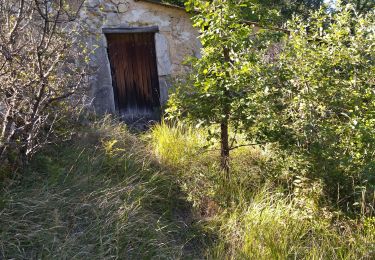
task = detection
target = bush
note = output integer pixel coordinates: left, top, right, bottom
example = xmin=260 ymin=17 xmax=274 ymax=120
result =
xmin=148 ymin=122 xmax=375 ymax=259
xmin=0 ymin=0 xmax=88 ymax=165
xmin=259 ymin=5 xmax=375 ymax=215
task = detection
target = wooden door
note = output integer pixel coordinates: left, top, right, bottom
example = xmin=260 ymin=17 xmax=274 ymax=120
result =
xmin=106 ymin=33 xmax=160 ymax=121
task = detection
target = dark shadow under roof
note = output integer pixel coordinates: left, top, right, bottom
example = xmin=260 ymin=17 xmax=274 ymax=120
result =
xmin=102 ymin=26 xmax=159 ymax=34
xmin=135 ymin=0 xmax=186 ymax=11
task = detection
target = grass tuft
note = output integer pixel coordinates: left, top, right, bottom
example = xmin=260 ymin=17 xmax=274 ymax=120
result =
xmin=148 ymin=122 xmax=375 ymax=259
xmin=1 ymin=119 xmax=374 ymax=259
xmin=0 ymin=117 xmax=208 ymax=259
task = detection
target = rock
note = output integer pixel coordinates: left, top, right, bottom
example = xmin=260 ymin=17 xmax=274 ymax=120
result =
xmin=118 ymin=3 xmax=129 ymax=13
xmin=105 ymin=13 xmax=120 ymax=26
xmin=158 ymin=76 xmax=170 ymax=105
xmin=155 ymin=33 xmax=172 ymax=76
xmin=87 ymin=0 xmax=100 ymax=8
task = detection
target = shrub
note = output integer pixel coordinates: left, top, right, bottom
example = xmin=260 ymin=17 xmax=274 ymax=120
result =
xmin=260 ymin=5 xmax=375 ymax=215
xmin=0 ymin=0 xmax=89 ymax=165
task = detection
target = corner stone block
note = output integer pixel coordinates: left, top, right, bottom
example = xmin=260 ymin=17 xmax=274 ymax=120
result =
xmin=155 ymin=33 xmax=172 ymax=76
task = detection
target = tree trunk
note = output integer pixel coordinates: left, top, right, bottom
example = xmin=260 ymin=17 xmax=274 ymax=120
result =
xmin=220 ymin=116 xmax=230 ymax=178
xmin=0 ymin=106 xmax=13 ymax=159
xmin=220 ymin=47 xmax=231 ymax=178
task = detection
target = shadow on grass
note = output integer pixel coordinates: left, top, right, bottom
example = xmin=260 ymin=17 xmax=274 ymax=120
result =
xmin=0 ymin=121 xmax=214 ymax=259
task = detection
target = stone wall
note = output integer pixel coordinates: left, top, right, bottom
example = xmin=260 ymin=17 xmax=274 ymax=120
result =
xmin=80 ymin=0 xmax=201 ymax=114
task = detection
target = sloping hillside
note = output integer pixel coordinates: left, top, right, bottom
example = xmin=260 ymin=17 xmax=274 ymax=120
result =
xmin=1 ymin=118 xmax=374 ymax=259
xmin=0 ymin=120 xmax=209 ymax=259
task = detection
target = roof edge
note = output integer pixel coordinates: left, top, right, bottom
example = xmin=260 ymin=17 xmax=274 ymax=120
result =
xmin=102 ymin=26 xmax=159 ymax=34
xmin=135 ymin=0 xmax=186 ymax=11
xmin=131 ymin=1 xmax=289 ymax=34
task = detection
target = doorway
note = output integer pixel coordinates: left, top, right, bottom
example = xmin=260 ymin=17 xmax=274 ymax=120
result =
xmin=105 ymin=30 xmax=160 ymax=121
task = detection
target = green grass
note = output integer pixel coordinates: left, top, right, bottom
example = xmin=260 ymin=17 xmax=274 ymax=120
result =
xmin=1 ymin=119 xmax=374 ymax=259
xmin=210 ymin=192 xmax=374 ymax=259
xmin=0 ymin=118 xmax=208 ymax=259
xmin=148 ymin=121 xmax=375 ymax=259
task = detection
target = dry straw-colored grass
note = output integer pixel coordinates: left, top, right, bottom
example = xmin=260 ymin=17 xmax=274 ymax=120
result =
xmin=0 ymin=117 xmax=208 ymax=259
xmin=1 ymin=118 xmax=374 ymax=259
xmin=148 ymin=121 xmax=375 ymax=259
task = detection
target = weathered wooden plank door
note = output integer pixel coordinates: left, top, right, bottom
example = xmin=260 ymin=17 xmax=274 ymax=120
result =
xmin=106 ymin=33 xmax=160 ymax=121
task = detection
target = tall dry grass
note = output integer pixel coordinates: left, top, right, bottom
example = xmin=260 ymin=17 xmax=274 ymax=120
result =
xmin=0 ymin=117 xmax=207 ymax=259
xmin=1 ymin=118 xmax=374 ymax=259
xmin=148 ymin=121 xmax=375 ymax=259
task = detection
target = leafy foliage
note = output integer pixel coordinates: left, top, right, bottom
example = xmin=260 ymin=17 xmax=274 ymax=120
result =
xmin=168 ymin=0 xmax=254 ymax=125
xmin=167 ymin=0 xmax=283 ymax=174
xmin=239 ymin=0 xmax=324 ymax=25
xmin=149 ymin=122 xmax=375 ymax=259
xmin=162 ymin=0 xmax=325 ymax=25
xmin=258 ymin=5 xmax=375 ymax=214
xmin=168 ymin=2 xmax=374 ymax=215
xmin=341 ymin=0 xmax=375 ymax=14
xmin=161 ymin=0 xmax=187 ymax=7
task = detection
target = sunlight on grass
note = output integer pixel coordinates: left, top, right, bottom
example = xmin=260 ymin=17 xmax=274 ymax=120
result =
xmin=210 ymin=190 xmax=374 ymax=259
xmin=0 ymin=117 xmax=206 ymax=259
xmin=148 ymin=121 xmax=375 ymax=259
xmin=1 ymin=119 xmax=374 ymax=259
xmin=148 ymin=121 xmax=209 ymax=166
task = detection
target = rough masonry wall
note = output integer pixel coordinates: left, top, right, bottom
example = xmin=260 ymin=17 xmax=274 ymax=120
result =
xmin=80 ymin=0 xmax=201 ymax=114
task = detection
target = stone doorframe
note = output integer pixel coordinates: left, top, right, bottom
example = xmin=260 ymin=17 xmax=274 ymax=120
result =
xmin=91 ymin=26 xmax=166 ymax=114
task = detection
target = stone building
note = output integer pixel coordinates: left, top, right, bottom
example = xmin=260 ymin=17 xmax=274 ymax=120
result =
xmin=80 ymin=0 xmax=201 ymax=121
